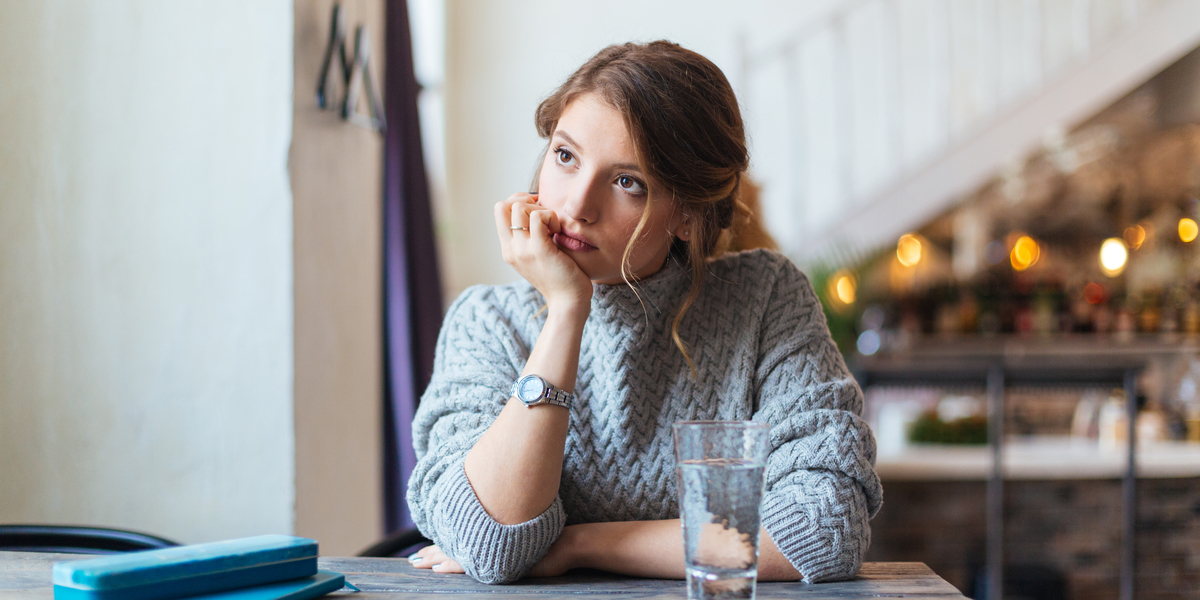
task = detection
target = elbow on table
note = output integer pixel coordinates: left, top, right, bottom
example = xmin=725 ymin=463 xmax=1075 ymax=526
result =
xmin=467 ymin=565 xmax=522 ymax=585
xmin=764 ymin=484 xmax=872 ymax=583
xmin=417 ymin=463 xmax=566 ymax=584
xmin=442 ymin=510 xmax=565 ymax=585
xmin=804 ymin=547 xmax=864 ymax=584
xmin=456 ymin=546 xmax=541 ymax=585
xmin=794 ymin=520 xmax=868 ymax=584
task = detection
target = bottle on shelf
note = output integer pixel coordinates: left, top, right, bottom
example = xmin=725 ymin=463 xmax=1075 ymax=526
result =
xmin=1098 ymin=389 xmax=1129 ymax=450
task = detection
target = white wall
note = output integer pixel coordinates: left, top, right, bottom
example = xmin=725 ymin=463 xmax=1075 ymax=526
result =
xmin=0 ymin=1 xmax=295 ymax=543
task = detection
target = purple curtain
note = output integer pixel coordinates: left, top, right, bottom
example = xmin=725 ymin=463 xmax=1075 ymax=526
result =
xmin=383 ymin=0 xmax=443 ymax=533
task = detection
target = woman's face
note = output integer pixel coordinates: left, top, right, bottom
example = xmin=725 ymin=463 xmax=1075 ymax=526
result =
xmin=536 ymin=92 xmax=687 ymax=285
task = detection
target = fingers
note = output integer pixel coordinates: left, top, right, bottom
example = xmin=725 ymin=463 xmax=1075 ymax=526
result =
xmin=494 ymin=200 xmax=514 ymax=244
xmin=496 ymin=193 xmax=558 ymax=267
xmin=494 ymin=193 xmax=537 ymax=239
xmin=511 ymin=200 xmax=530 ymax=230
xmin=408 ymin=544 xmax=445 ymax=568
xmin=495 ymin=195 xmax=527 ymax=245
xmin=407 ymin=545 xmax=464 ymax=573
xmin=433 ymin=559 xmax=465 ymax=573
xmin=512 ymin=198 xmax=552 ymax=234
xmin=529 ymin=208 xmax=560 ymax=238
xmin=495 ymin=194 xmax=539 ymax=246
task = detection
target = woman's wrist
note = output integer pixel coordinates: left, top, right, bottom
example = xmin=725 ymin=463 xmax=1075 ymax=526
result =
xmin=545 ymin=295 xmax=591 ymax=325
xmin=561 ymin=523 xmax=600 ymax=568
xmin=555 ymin=520 xmax=685 ymax=578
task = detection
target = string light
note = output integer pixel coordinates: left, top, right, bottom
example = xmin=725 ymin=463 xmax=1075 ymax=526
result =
xmin=1123 ymin=225 xmax=1146 ymax=250
xmin=1099 ymin=238 xmax=1128 ymax=277
xmin=1009 ymin=236 xmax=1040 ymax=271
xmin=1181 ymin=218 xmax=1198 ymax=243
xmin=896 ymin=234 xmax=922 ymax=267
xmin=828 ymin=270 xmax=857 ymax=306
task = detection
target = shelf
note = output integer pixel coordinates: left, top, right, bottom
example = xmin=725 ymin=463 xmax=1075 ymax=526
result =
xmin=855 ymin=335 xmax=1199 ymax=387
xmin=876 ymin=437 xmax=1200 ymax=481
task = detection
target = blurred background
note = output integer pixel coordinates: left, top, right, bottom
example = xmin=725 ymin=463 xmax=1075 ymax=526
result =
xmin=2 ymin=1 xmax=1199 ymax=598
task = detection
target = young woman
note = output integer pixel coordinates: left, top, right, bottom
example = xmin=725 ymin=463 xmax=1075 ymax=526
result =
xmin=405 ymin=41 xmax=882 ymax=585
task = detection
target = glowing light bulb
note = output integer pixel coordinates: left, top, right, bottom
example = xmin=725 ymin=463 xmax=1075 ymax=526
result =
xmin=1099 ymin=238 xmax=1128 ymax=277
xmin=828 ymin=270 xmax=857 ymax=306
xmin=1124 ymin=225 xmax=1146 ymax=250
xmin=836 ymin=275 xmax=856 ymax=305
xmin=896 ymin=234 xmax=922 ymax=267
xmin=1009 ymin=236 xmax=1040 ymax=271
xmin=1181 ymin=218 xmax=1198 ymax=243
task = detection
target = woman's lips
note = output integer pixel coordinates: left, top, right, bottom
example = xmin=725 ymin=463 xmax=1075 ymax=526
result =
xmin=553 ymin=232 xmax=597 ymax=252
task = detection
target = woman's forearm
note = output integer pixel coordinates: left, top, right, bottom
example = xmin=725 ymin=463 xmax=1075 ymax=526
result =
xmin=560 ymin=520 xmax=801 ymax=581
xmin=462 ymin=302 xmax=588 ymax=525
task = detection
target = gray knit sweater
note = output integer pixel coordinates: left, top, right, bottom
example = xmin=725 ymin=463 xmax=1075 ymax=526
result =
xmin=407 ymin=249 xmax=882 ymax=585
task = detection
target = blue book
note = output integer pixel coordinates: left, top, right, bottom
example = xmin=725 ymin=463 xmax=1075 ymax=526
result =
xmin=53 ymin=535 xmax=319 ymax=600
xmin=187 ymin=571 xmax=346 ymax=600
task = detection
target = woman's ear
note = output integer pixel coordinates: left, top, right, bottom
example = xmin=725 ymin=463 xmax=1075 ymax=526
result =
xmin=672 ymin=214 xmax=693 ymax=242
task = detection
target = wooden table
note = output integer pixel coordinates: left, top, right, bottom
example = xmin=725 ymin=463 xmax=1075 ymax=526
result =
xmin=0 ymin=552 xmax=967 ymax=599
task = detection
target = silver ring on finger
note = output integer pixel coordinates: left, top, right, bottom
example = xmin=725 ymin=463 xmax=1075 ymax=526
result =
xmin=510 ymin=226 xmax=529 ymax=231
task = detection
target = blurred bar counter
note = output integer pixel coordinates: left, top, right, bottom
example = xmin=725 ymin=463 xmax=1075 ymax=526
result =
xmin=876 ymin=437 xmax=1200 ymax=481
xmin=854 ymin=334 xmax=1199 ymax=384
xmin=855 ymin=336 xmax=1200 ymax=598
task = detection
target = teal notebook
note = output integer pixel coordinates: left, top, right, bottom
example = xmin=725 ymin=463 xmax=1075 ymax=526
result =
xmin=53 ymin=535 xmax=319 ymax=600
xmin=187 ymin=571 xmax=346 ymax=600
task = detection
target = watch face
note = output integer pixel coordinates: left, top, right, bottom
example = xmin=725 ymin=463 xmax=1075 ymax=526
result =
xmin=517 ymin=376 xmax=546 ymax=402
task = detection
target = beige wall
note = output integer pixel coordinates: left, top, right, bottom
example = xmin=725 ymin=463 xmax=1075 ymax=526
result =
xmin=291 ymin=0 xmax=385 ymax=555
xmin=0 ymin=1 xmax=295 ymax=543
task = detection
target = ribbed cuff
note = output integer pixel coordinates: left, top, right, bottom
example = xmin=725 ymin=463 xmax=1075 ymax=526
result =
xmin=760 ymin=491 xmax=855 ymax=583
xmin=429 ymin=463 xmax=565 ymax=584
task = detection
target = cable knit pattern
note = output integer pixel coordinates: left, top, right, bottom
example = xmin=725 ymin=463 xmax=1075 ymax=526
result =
xmin=407 ymin=249 xmax=883 ymax=584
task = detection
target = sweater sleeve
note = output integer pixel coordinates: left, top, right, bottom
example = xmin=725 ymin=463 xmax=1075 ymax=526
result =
xmin=750 ymin=258 xmax=883 ymax=583
xmin=405 ymin=287 xmax=567 ymax=584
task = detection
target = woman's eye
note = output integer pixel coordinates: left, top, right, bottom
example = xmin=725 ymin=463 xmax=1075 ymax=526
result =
xmin=616 ymin=175 xmax=646 ymax=195
xmin=555 ymin=148 xmax=576 ymax=166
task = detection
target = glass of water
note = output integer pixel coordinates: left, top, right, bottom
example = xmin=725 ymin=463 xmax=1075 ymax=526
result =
xmin=673 ymin=420 xmax=771 ymax=600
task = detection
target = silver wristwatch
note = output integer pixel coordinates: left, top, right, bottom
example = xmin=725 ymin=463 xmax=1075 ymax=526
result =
xmin=510 ymin=374 xmax=573 ymax=409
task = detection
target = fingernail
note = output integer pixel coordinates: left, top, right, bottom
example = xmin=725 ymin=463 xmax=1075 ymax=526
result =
xmin=432 ymin=562 xmax=444 ymax=571
xmin=409 ymin=556 xmax=422 ymax=563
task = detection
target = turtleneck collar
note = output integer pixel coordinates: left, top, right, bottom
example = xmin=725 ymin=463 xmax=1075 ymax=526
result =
xmin=590 ymin=255 xmax=691 ymax=317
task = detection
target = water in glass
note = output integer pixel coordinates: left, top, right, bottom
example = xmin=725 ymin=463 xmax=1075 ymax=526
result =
xmin=679 ymin=458 xmax=765 ymax=598
xmin=674 ymin=421 xmax=770 ymax=600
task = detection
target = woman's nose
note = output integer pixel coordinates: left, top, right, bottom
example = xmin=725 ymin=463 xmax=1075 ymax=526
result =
xmin=561 ymin=172 xmax=603 ymax=223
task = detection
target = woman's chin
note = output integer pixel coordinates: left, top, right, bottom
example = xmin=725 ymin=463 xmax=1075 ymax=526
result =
xmin=582 ymin=265 xmax=625 ymax=285
xmin=588 ymin=269 xmax=642 ymax=285
xmin=584 ymin=270 xmax=620 ymax=285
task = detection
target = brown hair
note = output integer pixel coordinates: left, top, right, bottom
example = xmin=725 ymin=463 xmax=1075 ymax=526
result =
xmin=533 ymin=41 xmax=776 ymax=373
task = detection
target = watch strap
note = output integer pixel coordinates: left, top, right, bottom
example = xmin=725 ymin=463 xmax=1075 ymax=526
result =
xmin=510 ymin=375 xmax=573 ymax=409
xmin=540 ymin=386 xmax=571 ymax=408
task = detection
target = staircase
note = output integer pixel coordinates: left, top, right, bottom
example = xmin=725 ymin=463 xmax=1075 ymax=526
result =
xmin=738 ymin=0 xmax=1200 ymax=267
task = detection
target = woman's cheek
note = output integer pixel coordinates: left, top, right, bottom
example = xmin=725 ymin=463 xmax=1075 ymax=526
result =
xmin=535 ymin=175 xmax=563 ymax=209
xmin=537 ymin=156 xmax=564 ymax=196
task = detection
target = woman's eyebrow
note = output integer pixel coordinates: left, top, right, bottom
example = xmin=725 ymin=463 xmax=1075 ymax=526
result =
xmin=555 ymin=130 xmax=583 ymax=150
xmin=555 ymin=129 xmax=642 ymax=172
